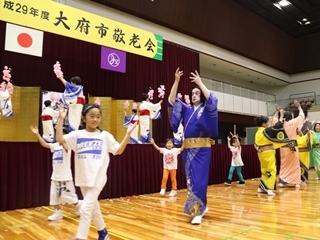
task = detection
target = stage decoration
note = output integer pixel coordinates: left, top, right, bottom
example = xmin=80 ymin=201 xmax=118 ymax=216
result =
xmin=157 ymin=85 xmax=165 ymax=99
xmin=148 ymin=88 xmax=154 ymax=100
xmin=124 ymin=100 xmax=130 ymax=109
xmin=132 ymin=102 xmax=137 ymax=110
xmin=2 ymin=66 xmax=11 ymax=82
xmin=53 ymin=61 xmax=63 ymax=78
xmin=49 ymin=93 xmax=61 ymax=110
xmin=94 ymin=97 xmax=101 ymax=106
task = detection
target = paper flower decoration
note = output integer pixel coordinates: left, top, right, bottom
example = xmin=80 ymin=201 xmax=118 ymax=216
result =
xmin=55 ymin=94 xmax=61 ymax=102
xmin=53 ymin=61 xmax=64 ymax=78
xmin=184 ymin=95 xmax=191 ymax=105
xmin=148 ymin=88 xmax=154 ymax=100
xmin=124 ymin=100 xmax=130 ymax=109
xmin=157 ymin=85 xmax=165 ymax=99
xmin=2 ymin=66 xmax=12 ymax=82
xmin=50 ymin=93 xmax=55 ymax=101
xmin=94 ymin=97 xmax=101 ymax=106
xmin=132 ymin=102 xmax=137 ymax=110
xmin=50 ymin=93 xmax=61 ymax=102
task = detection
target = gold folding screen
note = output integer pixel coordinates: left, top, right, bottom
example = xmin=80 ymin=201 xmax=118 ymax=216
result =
xmin=0 ymin=86 xmax=40 ymax=141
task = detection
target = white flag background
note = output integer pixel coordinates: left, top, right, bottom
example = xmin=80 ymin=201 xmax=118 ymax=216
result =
xmin=5 ymin=23 xmax=43 ymax=57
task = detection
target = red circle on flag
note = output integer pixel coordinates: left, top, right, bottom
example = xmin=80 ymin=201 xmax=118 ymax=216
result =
xmin=17 ymin=33 xmax=33 ymax=48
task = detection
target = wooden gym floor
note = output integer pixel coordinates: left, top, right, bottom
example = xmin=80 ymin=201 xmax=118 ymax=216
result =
xmin=1 ymin=170 xmax=320 ymax=240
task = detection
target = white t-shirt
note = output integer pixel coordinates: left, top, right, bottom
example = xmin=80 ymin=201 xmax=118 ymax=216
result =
xmin=159 ymin=147 xmax=181 ymax=170
xmin=63 ymin=129 xmax=119 ymax=190
xmin=229 ymin=146 xmax=244 ymax=166
xmin=49 ymin=142 xmax=73 ymax=181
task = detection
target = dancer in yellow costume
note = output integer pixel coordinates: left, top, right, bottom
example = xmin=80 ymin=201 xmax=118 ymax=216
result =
xmin=254 ymin=110 xmax=293 ymax=196
xmin=297 ymin=122 xmax=312 ymax=184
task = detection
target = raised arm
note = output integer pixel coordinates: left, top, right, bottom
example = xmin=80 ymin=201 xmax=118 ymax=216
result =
xmin=56 ymin=104 xmax=67 ymax=144
xmin=227 ymin=136 xmax=231 ymax=148
xmin=150 ymin=138 xmax=160 ymax=152
xmin=190 ymin=70 xmax=210 ymax=99
xmin=279 ymin=109 xmax=284 ymax=123
xmin=271 ymin=103 xmax=280 ymax=126
xmin=115 ymin=122 xmax=138 ymax=155
xmin=57 ymin=75 xmax=67 ymax=87
xmin=30 ymin=125 xmax=50 ymax=149
xmin=234 ymin=134 xmax=241 ymax=149
xmin=229 ymin=132 xmax=241 ymax=149
xmin=168 ymin=68 xmax=183 ymax=105
xmin=294 ymin=100 xmax=305 ymax=119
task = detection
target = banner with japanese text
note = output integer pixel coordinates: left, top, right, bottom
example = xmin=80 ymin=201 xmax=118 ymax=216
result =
xmin=0 ymin=0 xmax=163 ymax=60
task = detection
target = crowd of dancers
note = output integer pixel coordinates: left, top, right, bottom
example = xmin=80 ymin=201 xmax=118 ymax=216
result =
xmin=3 ymin=62 xmax=320 ymax=240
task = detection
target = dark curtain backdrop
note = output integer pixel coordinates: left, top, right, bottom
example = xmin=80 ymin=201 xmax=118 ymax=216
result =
xmin=0 ymin=142 xmax=264 ymax=211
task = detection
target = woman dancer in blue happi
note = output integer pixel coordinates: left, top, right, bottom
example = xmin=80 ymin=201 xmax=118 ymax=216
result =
xmin=54 ymin=61 xmax=86 ymax=132
xmin=168 ymin=68 xmax=218 ymax=225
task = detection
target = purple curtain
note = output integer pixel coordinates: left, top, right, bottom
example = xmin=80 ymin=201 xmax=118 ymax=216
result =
xmin=0 ymin=142 xmax=263 ymax=211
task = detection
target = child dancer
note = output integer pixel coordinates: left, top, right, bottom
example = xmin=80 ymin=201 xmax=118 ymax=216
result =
xmin=151 ymin=138 xmax=184 ymax=197
xmin=0 ymin=66 xmax=14 ymax=117
xmin=56 ymin=103 xmax=137 ymax=240
xmin=139 ymin=91 xmax=162 ymax=143
xmin=41 ymin=100 xmax=59 ymax=142
xmin=224 ymin=133 xmax=245 ymax=186
xmin=54 ymin=61 xmax=85 ymax=132
xmin=30 ymin=125 xmax=81 ymax=220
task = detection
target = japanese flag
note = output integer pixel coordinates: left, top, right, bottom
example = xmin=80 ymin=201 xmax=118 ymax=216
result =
xmin=5 ymin=23 xmax=43 ymax=57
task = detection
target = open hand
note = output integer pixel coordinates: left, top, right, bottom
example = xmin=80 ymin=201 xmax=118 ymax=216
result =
xmin=190 ymin=70 xmax=202 ymax=85
xmin=175 ymin=68 xmax=183 ymax=80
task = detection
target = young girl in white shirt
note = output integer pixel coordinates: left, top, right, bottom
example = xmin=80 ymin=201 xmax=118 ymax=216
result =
xmin=151 ymin=138 xmax=184 ymax=197
xmin=224 ymin=133 xmax=245 ymax=186
xmin=56 ymin=103 xmax=136 ymax=240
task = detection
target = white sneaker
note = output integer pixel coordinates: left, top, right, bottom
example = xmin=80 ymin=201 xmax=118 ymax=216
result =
xmin=279 ymin=183 xmax=286 ymax=188
xmin=159 ymin=188 xmax=166 ymax=195
xmin=257 ymin=188 xmax=264 ymax=193
xmin=267 ymin=190 xmax=275 ymax=196
xmin=75 ymin=200 xmax=82 ymax=216
xmin=316 ymin=177 xmax=320 ymax=180
xmin=295 ymin=184 xmax=300 ymax=188
xmin=47 ymin=210 xmax=63 ymax=221
xmin=169 ymin=190 xmax=177 ymax=197
xmin=191 ymin=207 xmax=208 ymax=225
